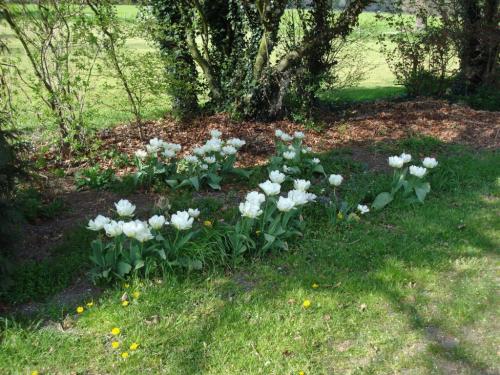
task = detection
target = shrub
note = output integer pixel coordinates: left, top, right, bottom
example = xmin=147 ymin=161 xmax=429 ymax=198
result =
xmin=379 ymin=12 xmax=456 ymax=97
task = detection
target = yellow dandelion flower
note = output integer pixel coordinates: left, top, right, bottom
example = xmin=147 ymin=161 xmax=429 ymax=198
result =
xmin=302 ymin=299 xmax=311 ymax=309
xmin=337 ymin=212 xmax=343 ymax=220
xmin=121 ymin=352 xmax=129 ymax=359
xmin=255 ymin=230 xmax=261 ymax=236
xmin=31 ymin=371 xmax=39 ymax=375
xmin=132 ymin=291 xmax=140 ymax=299
xmin=203 ymin=220 xmax=213 ymax=228
xmin=123 ymin=283 xmax=130 ymax=289
xmin=121 ymin=300 xmax=129 ymax=307
xmin=111 ymin=341 xmax=120 ymax=349
xmin=76 ymin=306 xmax=84 ymax=314
xmin=86 ymin=301 xmax=94 ymax=308
xmin=312 ymin=283 xmax=319 ymax=289
xmin=129 ymin=342 xmax=139 ymax=351
xmin=111 ymin=327 xmax=121 ymax=336
xmin=299 ymin=371 xmax=305 ymax=375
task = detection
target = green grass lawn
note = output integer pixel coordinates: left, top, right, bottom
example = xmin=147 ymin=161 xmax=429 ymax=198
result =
xmin=1 ymin=142 xmax=498 ymax=374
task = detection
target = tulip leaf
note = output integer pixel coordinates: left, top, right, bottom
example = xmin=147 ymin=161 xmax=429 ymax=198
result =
xmin=372 ymin=192 xmax=393 ymax=210
xmin=313 ymin=164 xmax=325 ymax=175
xmin=117 ymin=261 xmax=132 ymax=276
xmin=166 ymin=179 xmax=178 ymax=188
xmin=414 ymin=182 xmax=431 ymax=203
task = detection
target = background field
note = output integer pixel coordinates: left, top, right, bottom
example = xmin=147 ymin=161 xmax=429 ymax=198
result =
xmin=2 ymin=6 xmax=401 ymax=143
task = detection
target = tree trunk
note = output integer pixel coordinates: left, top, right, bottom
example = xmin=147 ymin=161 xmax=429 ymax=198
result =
xmin=460 ymin=0 xmax=499 ymax=93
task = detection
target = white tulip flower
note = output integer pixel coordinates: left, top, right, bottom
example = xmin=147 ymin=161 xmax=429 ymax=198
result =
xmin=122 ymin=220 xmax=151 ymax=241
xmin=275 ymin=129 xmax=284 ymax=137
xmin=422 ymin=157 xmax=438 ymax=168
xmin=287 ymin=190 xmax=309 ymax=206
xmin=277 ymin=196 xmax=295 ymax=212
xmin=306 ymin=192 xmax=317 ymax=202
xmin=148 ymin=215 xmax=166 ymax=230
xmin=188 ymin=208 xmax=200 ymax=218
xmin=135 ymin=226 xmax=154 ymax=242
xmin=259 ymin=180 xmax=281 ymax=196
xmin=210 ymin=129 xmax=222 ymax=139
xmin=409 ymin=165 xmax=427 ymax=178
xmin=227 ymin=138 xmax=246 ymax=148
xmin=245 ymin=191 xmax=266 ymax=206
xmin=193 ymin=147 xmax=205 ymax=156
xmin=115 ymin=199 xmax=136 ymax=217
xmin=104 ymin=220 xmax=123 ymax=237
xmin=204 ymin=138 xmax=222 ymax=152
xmin=388 ymin=156 xmax=404 ymax=168
xmin=357 ymin=204 xmax=370 ymax=214
xmin=269 ymin=170 xmax=286 ymax=184
xmin=184 ymin=155 xmax=199 ymax=164
xmin=294 ymin=131 xmax=305 ymax=139
xmin=302 ymin=146 xmax=312 ymax=154
xmin=400 ymin=153 xmax=412 ymax=163
xmin=280 ymin=133 xmax=293 ymax=142
xmin=164 ymin=142 xmax=181 ymax=153
xmin=203 ymin=156 xmax=216 ymax=164
xmin=239 ymin=201 xmax=263 ymax=218
xmin=222 ymin=145 xmax=237 ymax=155
xmin=171 ymin=211 xmax=194 ymax=230
xmin=328 ymin=174 xmax=343 ymax=186
xmin=163 ymin=149 xmax=176 ymax=159
xmin=146 ymin=144 xmax=159 ymax=155
xmin=87 ymin=214 xmax=111 ymax=231
xmin=149 ymin=138 xmax=164 ymax=149
xmin=283 ymin=151 xmax=296 ymax=160
xmin=135 ymin=150 xmax=147 ymax=160
xmin=294 ymin=179 xmax=311 ymax=192
xmin=122 ymin=221 xmax=139 ymax=238
xmin=201 ymin=164 xmax=209 ymax=170
xmin=312 ymin=158 xmax=320 ymax=164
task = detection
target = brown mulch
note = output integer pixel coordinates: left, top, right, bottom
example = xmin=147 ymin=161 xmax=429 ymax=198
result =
xmin=101 ymin=99 xmax=500 ymax=166
xmin=37 ymin=99 xmax=500 ymax=175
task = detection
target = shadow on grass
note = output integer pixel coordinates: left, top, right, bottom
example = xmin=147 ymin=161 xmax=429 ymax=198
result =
xmin=1 ymin=148 xmax=498 ymax=373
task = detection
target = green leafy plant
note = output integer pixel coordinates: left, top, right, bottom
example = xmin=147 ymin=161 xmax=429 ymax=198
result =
xmin=88 ymin=200 xmax=203 ymax=283
xmin=75 ymin=166 xmax=117 ymax=191
xmin=269 ymin=129 xmax=325 ymax=179
xmin=373 ymin=153 xmax=439 ymax=210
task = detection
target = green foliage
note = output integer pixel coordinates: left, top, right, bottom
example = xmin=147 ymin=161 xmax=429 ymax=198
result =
xmin=15 ymin=189 xmax=65 ymax=223
xmin=460 ymin=85 xmax=500 ymax=111
xmin=148 ymin=0 xmax=372 ymax=120
xmin=379 ymin=12 xmax=456 ymax=97
xmin=1 ymin=1 xmax=103 ymax=151
xmin=75 ymin=166 xmax=117 ymax=191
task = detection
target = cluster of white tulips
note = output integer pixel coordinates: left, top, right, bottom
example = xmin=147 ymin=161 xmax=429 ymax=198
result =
xmin=180 ymin=129 xmax=246 ymax=175
xmin=129 ymin=131 xmax=248 ymax=191
xmin=87 ymin=199 xmax=201 ymax=281
xmin=135 ymin=137 xmax=182 ymax=160
xmin=225 ymin=171 xmax=318 ymax=260
xmin=373 ymin=152 xmax=439 ymax=209
xmin=271 ymin=129 xmax=325 ymax=177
